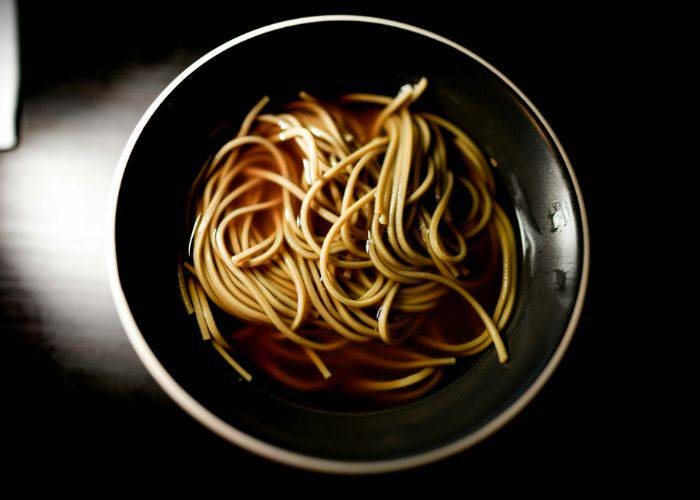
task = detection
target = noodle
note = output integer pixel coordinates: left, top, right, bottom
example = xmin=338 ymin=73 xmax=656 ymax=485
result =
xmin=181 ymin=78 xmax=517 ymax=405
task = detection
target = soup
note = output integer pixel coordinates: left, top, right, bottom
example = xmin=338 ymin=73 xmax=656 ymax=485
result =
xmin=177 ymin=79 xmax=517 ymax=408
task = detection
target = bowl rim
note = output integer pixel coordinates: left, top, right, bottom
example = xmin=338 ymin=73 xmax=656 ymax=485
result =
xmin=107 ymin=14 xmax=590 ymax=474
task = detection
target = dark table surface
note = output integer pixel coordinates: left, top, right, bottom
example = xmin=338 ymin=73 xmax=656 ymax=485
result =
xmin=1 ymin=1 xmax=626 ymax=485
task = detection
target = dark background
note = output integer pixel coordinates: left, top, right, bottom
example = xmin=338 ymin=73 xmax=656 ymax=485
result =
xmin=1 ymin=1 xmax=633 ymax=486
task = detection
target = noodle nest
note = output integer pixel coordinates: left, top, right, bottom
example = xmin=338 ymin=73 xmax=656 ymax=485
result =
xmin=179 ymin=78 xmax=517 ymax=402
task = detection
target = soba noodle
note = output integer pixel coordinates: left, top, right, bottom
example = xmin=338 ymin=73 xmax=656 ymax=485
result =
xmin=179 ymin=78 xmax=517 ymax=404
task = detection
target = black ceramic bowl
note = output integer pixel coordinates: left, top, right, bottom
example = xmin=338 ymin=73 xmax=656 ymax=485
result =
xmin=108 ymin=16 xmax=589 ymax=473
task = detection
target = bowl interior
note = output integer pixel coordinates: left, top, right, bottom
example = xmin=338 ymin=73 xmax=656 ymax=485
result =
xmin=115 ymin=20 xmax=584 ymax=462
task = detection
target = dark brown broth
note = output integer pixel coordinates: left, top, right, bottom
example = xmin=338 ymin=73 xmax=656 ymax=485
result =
xmin=207 ymin=227 xmax=503 ymax=412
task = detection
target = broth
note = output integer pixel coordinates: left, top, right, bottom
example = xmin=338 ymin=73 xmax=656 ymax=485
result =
xmin=213 ymin=226 xmax=504 ymax=411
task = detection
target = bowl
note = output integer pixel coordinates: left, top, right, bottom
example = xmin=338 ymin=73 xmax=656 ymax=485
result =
xmin=107 ymin=15 xmax=589 ymax=474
